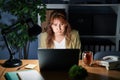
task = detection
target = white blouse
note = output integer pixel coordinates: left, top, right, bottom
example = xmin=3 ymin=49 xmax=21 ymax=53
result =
xmin=54 ymin=38 xmax=66 ymax=49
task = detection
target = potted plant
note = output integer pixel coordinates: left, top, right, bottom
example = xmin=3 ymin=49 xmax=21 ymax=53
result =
xmin=69 ymin=65 xmax=88 ymax=80
xmin=0 ymin=0 xmax=46 ymax=59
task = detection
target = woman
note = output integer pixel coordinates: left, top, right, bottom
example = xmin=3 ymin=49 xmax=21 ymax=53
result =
xmin=39 ymin=10 xmax=81 ymax=49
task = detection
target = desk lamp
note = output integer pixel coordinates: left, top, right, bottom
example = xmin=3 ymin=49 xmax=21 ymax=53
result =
xmin=1 ymin=18 xmax=42 ymax=67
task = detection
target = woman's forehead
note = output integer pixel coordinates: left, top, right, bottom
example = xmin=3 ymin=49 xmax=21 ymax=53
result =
xmin=52 ymin=17 xmax=66 ymax=23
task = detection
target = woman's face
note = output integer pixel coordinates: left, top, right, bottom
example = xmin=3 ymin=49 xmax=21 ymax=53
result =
xmin=51 ymin=18 xmax=66 ymax=36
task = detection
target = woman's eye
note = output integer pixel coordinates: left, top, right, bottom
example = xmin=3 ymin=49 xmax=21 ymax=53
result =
xmin=61 ymin=23 xmax=64 ymax=26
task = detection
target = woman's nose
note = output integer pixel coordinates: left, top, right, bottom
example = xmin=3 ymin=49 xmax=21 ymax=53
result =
xmin=57 ymin=25 xmax=61 ymax=30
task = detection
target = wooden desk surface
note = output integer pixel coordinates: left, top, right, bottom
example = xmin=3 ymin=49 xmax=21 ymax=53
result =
xmin=79 ymin=60 xmax=120 ymax=80
xmin=0 ymin=60 xmax=120 ymax=80
xmin=0 ymin=60 xmax=39 ymax=80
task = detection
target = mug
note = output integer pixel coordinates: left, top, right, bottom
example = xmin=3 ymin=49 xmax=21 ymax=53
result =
xmin=82 ymin=51 xmax=93 ymax=66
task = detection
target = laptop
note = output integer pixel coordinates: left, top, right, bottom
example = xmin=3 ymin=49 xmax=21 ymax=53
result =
xmin=37 ymin=49 xmax=80 ymax=71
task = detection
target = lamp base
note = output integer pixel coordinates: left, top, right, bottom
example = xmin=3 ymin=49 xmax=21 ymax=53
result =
xmin=2 ymin=59 xmax=22 ymax=67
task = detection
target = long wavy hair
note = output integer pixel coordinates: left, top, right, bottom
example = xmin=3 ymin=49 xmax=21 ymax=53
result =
xmin=46 ymin=10 xmax=72 ymax=48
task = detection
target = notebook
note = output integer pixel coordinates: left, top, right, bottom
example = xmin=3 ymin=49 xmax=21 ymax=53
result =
xmin=37 ymin=49 xmax=80 ymax=71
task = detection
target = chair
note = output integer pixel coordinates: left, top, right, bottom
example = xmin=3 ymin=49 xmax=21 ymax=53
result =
xmin=94 ymin=51 xmax=120 ymax=60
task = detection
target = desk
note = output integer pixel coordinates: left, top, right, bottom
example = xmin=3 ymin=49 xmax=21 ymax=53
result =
xmin=41 ymin=60 xmax=120 ymax=80
xmin=0 ymin=60 xmax=39 ymax=80
xmin=0 ymin=60 xmax=120 ymax=80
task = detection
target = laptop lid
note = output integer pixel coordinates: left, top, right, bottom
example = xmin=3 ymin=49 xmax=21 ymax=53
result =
xmin=37 ymin=49 xmax=80 ymax=71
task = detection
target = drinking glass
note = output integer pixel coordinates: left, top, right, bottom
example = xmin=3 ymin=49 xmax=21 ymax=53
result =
xmin=82 ymin=51 xmax=93 ymax=66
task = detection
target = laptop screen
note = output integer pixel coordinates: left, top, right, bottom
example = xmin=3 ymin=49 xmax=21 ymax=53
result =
xmin=37 ymin=49 xmax=80 ymax=71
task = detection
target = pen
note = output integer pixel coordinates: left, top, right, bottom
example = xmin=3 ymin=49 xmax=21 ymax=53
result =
xmin=17 ymin=64 xmax=28 ymax=70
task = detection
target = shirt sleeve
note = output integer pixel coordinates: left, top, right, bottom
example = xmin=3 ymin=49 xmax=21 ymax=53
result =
xmin=38 ymin=32 xmax=47 ymax=49
xmin=71 ymin=30 xmax=81 ymax=49
xmin=75 ymin=31 xmax=81 ymax=49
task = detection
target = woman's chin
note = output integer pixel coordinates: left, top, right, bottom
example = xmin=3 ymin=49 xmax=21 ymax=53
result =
xmin=55 ymin=33 xmax=64 ymax=36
